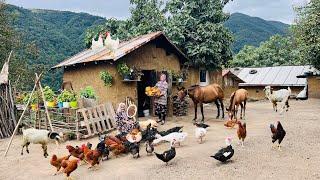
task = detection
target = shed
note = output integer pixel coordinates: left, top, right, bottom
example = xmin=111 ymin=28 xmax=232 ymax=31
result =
xmin=53 ymin=31 xmax=202 ymax=117
xmin=297 ymin=68 xmax=320 ymax=99
xmin=223 ymin=66 xmax=315 ymax=100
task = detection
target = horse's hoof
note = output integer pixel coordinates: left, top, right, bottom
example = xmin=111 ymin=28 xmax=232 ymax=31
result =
xmin=26 ymin=150 xmax=29 ymax=154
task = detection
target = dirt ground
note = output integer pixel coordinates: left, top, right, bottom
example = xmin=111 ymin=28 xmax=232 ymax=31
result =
xmin=0 ymin=99 xmax=320 ymax=180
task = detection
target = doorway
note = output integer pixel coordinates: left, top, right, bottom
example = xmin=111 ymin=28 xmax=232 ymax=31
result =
xmin=137 ymin=70 xmax=157 ymax=117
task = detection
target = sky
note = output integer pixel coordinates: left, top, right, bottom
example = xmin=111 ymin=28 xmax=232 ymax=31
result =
xmin=6 ymin=0 xmax=309 ymax=24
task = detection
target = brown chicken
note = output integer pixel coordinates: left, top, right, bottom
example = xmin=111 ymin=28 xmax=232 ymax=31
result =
xmin=105 ymin=136 xmax=126 ymax=155
xmin=50 ymin=154 xmax=71 ymax=175
xmin=85 ymin=141 xmax=107 ymax=169
xmin=224 ymin=119 xmax=237 ymax=128
xmin=237 ymin=121 xmax=247 ymax=147
xmin=66 ymin=145 xmax=84 ymax=160
xmin=61 ymin=159 xmax=80 ymax=179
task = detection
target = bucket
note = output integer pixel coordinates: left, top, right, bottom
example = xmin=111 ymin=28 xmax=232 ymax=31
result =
xmin=46 ymin=101 xmax=56 ymax=108
xmin=30 ymin=104 xmax=38 ymax=111
xmin=63 ymin=102 xmax=70 ymax=108
xmin=70 ymin=101 xmax=78 ymax=109
xmin=143 ymin=109 xmax=150 ymax=117
xmin=58 ymin=102 xmax=63 ymax=109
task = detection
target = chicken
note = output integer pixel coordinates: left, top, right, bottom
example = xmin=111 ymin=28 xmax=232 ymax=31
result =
xmin=224 ymin=119 xmax=237 ymax=128
xmin=61 ymin=159 xmax=80 ymax=180
xmin=66 ymin=145 xmax=84 ymax=160
xmin=157 ymin=126 xmax=183 ymax=137
xmin=80 ymin=143 xmax=93 ymax=161
xmin=211 ymin=137 xmax=234 ymax=163
xmin=85 ymin=141 xmax=107 ymax=169
xmin=155 ymin=140 xmax=176 ymax=166
xmin=194 ymin=122 xmax=210 ymax=129
xmin=105 ymin=136 xmax=126 ymax=156
xmin=195 ymin=126 xmax=207 ymax=144
xmin=141 ymin=123 xmax=158 ymax=142
xmin=50 ymin=154 xmax=71 ymax=175
xmin=139 ymin=119 xmax=158 ymax=131
xmin=126 ymin=128 xmax=142 ymax=143
xmin=270 ymin=121 xmax=286 ymax=151
xmin=237 ymin=121 xmax=247 ymax=147
xmin=91 ymin=34 xmax=104 ymax=50
xmin=145 ymin=140 xmax=154 ymax=155
xmin=104 ymin=32 xmax=119 ymax=54
xmin=153 ymin=132 xmax=188 ymax=146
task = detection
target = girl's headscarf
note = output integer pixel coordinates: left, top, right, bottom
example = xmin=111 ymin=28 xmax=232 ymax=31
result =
xmin=116 ymin=102 xmax=128 ymax=120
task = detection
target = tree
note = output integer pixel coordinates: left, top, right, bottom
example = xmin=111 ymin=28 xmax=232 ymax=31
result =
xmin=292 ymin=0 xmax=320 ymax=69
xmin=165 ymin=0 xmax=233 ymax=69
xmin=229 ymin=35 xmax=304 ymax=67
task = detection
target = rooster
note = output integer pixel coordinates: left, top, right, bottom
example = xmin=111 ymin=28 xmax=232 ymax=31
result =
xmin=104 ymin=32 xmax=119 ymax=54
xmin=237 ymin=121 xmax=246 ymax=147
xmin=155 ymin=140 xmax=176 ymax=166
xmin=61 ymin=159 xmax=80 ymax=180
xmin=50 ymin=154 xmax=71 ymax=175
xmin=270 ymin=121 xmax=286 ymax=151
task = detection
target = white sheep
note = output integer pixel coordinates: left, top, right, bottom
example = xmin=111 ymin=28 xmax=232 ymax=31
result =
xmin=21 ymin=128 xmax=63 ymax=158
xmin=264 ymin=86 xmax=291 ymax=113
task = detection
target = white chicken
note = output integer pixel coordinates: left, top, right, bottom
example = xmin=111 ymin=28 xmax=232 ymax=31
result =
xmin=195 ymin=127 xmax=207 ymax=144
xmin=104 ymin=32 xmax=119 ymax=54
xmin=91 ymin=34 xmax=104 ymax=50
xmin=153 ymin=132 xmax=187 ymax=147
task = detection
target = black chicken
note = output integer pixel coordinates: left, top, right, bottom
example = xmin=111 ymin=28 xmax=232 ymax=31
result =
xmin=158 ymin=126 xmax=183 ymax=137
xmin=128 ymin=142 xmax=140 ymax=158
xmin=155 ymin=141 xmax=176 ymax=165
xmin=142 ymin=123 xmax=158 ymax=142
xmin=194 ymin=122 xmax=210 ymax=129
xmin=270 ymin=121 xmax=286 ymax=151
xmin=211 ymin=137 xmax=234 ymax=163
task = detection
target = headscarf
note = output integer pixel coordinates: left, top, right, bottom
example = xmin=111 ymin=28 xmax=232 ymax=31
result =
xmin=116 ymin=102 xmax=128 ymax=121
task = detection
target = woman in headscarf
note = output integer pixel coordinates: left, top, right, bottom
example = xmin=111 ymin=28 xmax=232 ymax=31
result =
xmin=154 ymin=73 xmax=168 ymax=125
xmin=115 ymin=102 xmax=138 ymax=134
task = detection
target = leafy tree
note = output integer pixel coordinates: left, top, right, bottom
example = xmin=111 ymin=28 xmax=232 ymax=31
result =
xmin=165 ymin=0 xmax=233 ymax=69
xmin=292 ymin=0 xmax=320 ymax=69
xmin=229 ymin=35 xmax=304 ymax=67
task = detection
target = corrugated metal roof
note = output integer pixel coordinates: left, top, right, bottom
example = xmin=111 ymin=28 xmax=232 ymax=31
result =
xmin=229 ymin=66 xmax=315 ymax=87
xmin=52 ymin=31 xmax=188 ymax=69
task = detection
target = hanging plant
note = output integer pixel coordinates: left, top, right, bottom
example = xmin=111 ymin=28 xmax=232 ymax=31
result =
xmin=117 ymin=62 xmax=130 ymax=77
xmin=80 ymin=86 xmax=97 ymax=99
xmin=100 ymin=71 xmax=113 ymax=87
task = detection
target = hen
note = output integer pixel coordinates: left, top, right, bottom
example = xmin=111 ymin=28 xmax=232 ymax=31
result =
xmin=157 ymin=126 xmax=183 ymax=137
xmin=66 ymin=145 xmax=84 ymax=160
xmin=61 ymin=159 xmax=80 ymax=180
xmin=155 ymin=140 xmax=176 ymax=166
xmin=211 ymin=137 xmax=234 ymax=163
xmin=270 ymin=121 xmax=286 ymax=151
xmin=104 ymin=32 xmax=119 ymax=54
xmin=224 ymin=119 xmax=237 ymax=128
xmin=105 ymin=136 xmax=126 ymax=156
xmin=50 ymin=154 xmax=71 ymax=175
xmin=237 ymin=121 xmax=247 ymax=147
xmin=85 ymin=141 xmax=107 ymax=169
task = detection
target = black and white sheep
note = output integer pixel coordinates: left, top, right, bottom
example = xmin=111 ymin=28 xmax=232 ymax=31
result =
xmin=21 ymin=128 xmax=63 ymax=158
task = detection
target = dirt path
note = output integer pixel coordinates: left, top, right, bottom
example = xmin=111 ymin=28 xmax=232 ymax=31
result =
xmin=0 ymin=99 xmax=319 ymax=180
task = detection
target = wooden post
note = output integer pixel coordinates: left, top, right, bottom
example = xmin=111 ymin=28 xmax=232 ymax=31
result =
xmin=3 ymin=74 xmax=41 ymax=157
xmin=36 ymin=73 xmax=53 ymax=132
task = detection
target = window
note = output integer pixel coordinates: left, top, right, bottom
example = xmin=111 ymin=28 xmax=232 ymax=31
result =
xmin=200 ymin=70 xmax=207 ymax=83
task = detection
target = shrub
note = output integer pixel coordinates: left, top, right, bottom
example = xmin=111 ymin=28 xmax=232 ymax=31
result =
xmin=79 ymin=86 xmax=97 ymax=99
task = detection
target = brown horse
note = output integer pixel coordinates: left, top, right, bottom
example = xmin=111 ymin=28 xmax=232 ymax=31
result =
xmin=178 ymin=84 xmax=225 ymax=122
xmin=226 ymin=89 xmax=248 ymax=120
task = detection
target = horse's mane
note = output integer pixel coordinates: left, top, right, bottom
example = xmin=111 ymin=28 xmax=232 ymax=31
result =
xmin=188 ymin=84 xmax=200 ymax=91
xmin=228 ymin=92 xmax=236 ymax=110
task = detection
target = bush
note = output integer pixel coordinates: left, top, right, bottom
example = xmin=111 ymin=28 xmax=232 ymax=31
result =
xmin=100 ymin=71 xmax=113 ymax=87
xmin=79 ymin=86 xmax=97 ymax=99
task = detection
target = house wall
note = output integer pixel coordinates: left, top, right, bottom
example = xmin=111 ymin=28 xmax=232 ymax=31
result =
xmin=222 ymin=75 xmax=242 ymax=98
xmin=63 ymin=43 xmax=182 ymax=111
xmin=308 ymin=76 xmax=320 ymax=98
xmin=240 ymin=86 xmax=304 ymax=100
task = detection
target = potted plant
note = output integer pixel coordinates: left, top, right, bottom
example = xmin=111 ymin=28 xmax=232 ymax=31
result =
xmin=69 ymin=91 xmax=78 ymax=109
xmin=43 ymin=86 xmax=56 ymax=108
xmin=132 ymin=66 xmax=144 ymax=81
xmin=117 ymin=62 xmax=130 ymax=80
xmin=23 ymin=92 xmax=38 ymax=111
xmin=100 ymin=71 xmax=113 ymax=87
xmin=57 ymin=92 xmax=64 ymax=109
xmin=58 ymin=90 xmax=73 ymax=108
xmin=79 ymin=86 xmax=97 ymax=108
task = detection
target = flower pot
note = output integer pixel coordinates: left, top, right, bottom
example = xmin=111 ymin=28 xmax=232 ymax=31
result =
xmin=30 ymin=104 xmax=38 ymax=111
xmin=70 ymin=101 xmax=78 ymax=109
xmin=124 ymin=74 xmax=131 ymax=80
xmin=58 ymin=102 xmax=63 ymax=109
xmin=63 ymin=102 xmax=70 ymax=108
xmin=143 ymin=109 xmax=150 ymax=117
xmin=46 ymin=101 xmax=56 ymax=108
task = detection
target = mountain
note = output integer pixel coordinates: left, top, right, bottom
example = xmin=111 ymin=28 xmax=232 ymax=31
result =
xmin=6 ymin=5 xmax=106 ymax=89
xmin=224 ymin=13 xmax=289 ymax=53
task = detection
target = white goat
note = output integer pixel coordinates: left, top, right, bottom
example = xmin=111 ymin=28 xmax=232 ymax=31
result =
xmin=264 ymin=86 xmax=291 ymax=113
xmin=21 ymin=128 xmax=63 ymax=158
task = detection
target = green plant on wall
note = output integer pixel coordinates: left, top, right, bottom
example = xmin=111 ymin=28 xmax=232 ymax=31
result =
xmin=79 ymin=86 xmax=97 ymax=99
xmin=100 ymin=71 xmax=113 ymax=87
xmin=43 ymin=86 xmax=56 ymax=102
xmin=116 ymin=62 xmax=130 ymax=76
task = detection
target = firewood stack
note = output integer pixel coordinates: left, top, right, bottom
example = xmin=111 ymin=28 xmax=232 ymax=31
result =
xmin=172 ymin=95 xmax=188 ymax=116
